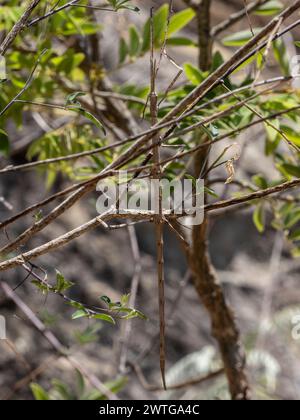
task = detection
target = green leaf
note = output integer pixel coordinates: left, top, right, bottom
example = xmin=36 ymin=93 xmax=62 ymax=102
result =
xmin=68 ymin=107 xmax=106 ymax=136
xmin=289 ymin=229 xmax=300 ymax=241
xmin=100 ymin=295 xmax=111 ymax=305
xmin=133 ymin=309 xmax=148 ymax=320
xmin=128 ymin=25 xmax=140 ymax=57
xmin=55 ymin=270 xmax=74 ymax=293
xmin=31 ymin=280 xmax=49 ymax=294
xmin=51 ymin=379 xmax=73 ymax=400
xmin=75 ymin=369 xmax=85 ymax=396
xmin=168 ymin=8 xmax=195 ymax=36
xmin=252 ymin=174 xmax=268 ymax=189
xmin=167 ymin=37 xmax=196 ymax=47
xmin=255 ymin=1 xmax=283 ymax=16
xmin=253 ymin=204 xmax=265 ymax=233
xmin=280 ymin=163 xmax=300 ymax=178
xmin=184 ymin=63 xmax=207 ymax=85
xmin=264 ymin=119 xmax=280 ymax=143
xmin=211 ymin=51 xmax=224 ymax=71
xmin=284 ymin=209 xmax=300 ymax=229
xmin=222 ymin=28 xmax=262 ymax=47
xmin=0 ymin=129 xmax=9 ymax=157
xmin=273 ymin=38 xmax=290 ymax=76
xmin=279 ymin=125 xmax=300 ymax=146
xmin=72 ymin=310 xmax=88 ymax=320
xmin=204 ymin=187 xmax=219 ymax=198
xmin=30 ymin=383 xmax=50 ymax=400
xmin=65 ymin=91 xmax=86 ymax=106
xmin=33 ymin=210 xmax=43 ymax=223
xmin=92 ymin=314 xmax=115 ymax=324
xmin=121 ymin=293 xmax=130 ymax=306
xmin=291 ymin=247 xmax=300 ymax=258
xmin=119 ymin=37 xmax=128 ymax=63
xmin=141 ymin=4 xmax=169 ymax=52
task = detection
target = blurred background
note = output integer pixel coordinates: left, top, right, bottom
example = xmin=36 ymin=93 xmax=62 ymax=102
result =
xmin=1 ymin=0 xmax=300 ymax=400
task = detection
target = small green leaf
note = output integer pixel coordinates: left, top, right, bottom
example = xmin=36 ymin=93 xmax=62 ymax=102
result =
xmin=0 ymin=129 xmax=9 ymax=157
xmin=273 ymin=38 xmax=290 ymax=76
xmin=30 ymin=383 xmax=50 ymax=400
xmin=204 ymin=187 xmax=218 ymax=198
xmin=76 ymin=369 xmax=85 ymax=396
xmin=51 ymin=379 xmax=73 ymax=400
xmin=72 ymin=310 xmax=88 ymax=320
xmin=68 ymin=107 xmax=106 ymax=136
xmin=279 ymin=125 xmax=300 ymax=146
xmin=119 ymin=37 xmax=128 ymax=63
xmin=33 ymin=210 xmax=43 ymax=223
xmin=128 ymin=25 xmax=140 ymax=57
xmin=141 ymin=4 xmax=169 ymax=52
xmin=31 ymin=280 xmax=49 ymax=294
xmin=252 ymin=174 xmax=268 ymax=189
xmin=100 ymin=295 xmax=111 ymax=305
xmin=55 ymin=270 xmax=74 ymax=293
xmin=291 ymin=247 xmax=300 ymax=258
xmin=184 ymin=63 xmax=207 ymax=85
xmin=65 ymin=91 xmax=86 ymax=106
xmin=121 ymin=294 xmax=130 ymax=306
xmin=253 ymin=204 xmax=265 ymax=233
xmin=222 ymin=28 xmax=262 ymax=47
xmin=167 ymin=37 xmax=196 ymax=47
xmin=134 ymin=309 xmax=148 ymax=320
xmin=92 ymin=314 xmax=115 ymax=324
xmin=255 ymin=1 xmax=283 ymax=16
xmin=280 ymin=163 xmax=300 ymax=178
xmin=168 ymin=8 xmax=195 ymax=36
xmin=289 ymin=229 xmax=300 ymax=241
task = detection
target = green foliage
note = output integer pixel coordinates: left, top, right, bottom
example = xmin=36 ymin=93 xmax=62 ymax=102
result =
xmin=222 ymin=28 xmax=262 ymax=47
xmin=254 ymin=1 xmax=283 ymax=16
xmin=0 ymin=129 xmax=9 ymax=156
xmin=99 ymin=294 xmax=147 ymax=320
xmin=119 ymin=5 xmax=195 ymax=63
xmin=30 ymin=370 xmax=127 ymax=400
xmin=107 ymin=0 xmax=139 ymax=12
xmin=1 ymin=0 xmax=300 ymax=402
xmin=54 ymin=270 xmax=74 ymax=293
xmin=253 ymin=203 xmax=266 ymax=234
